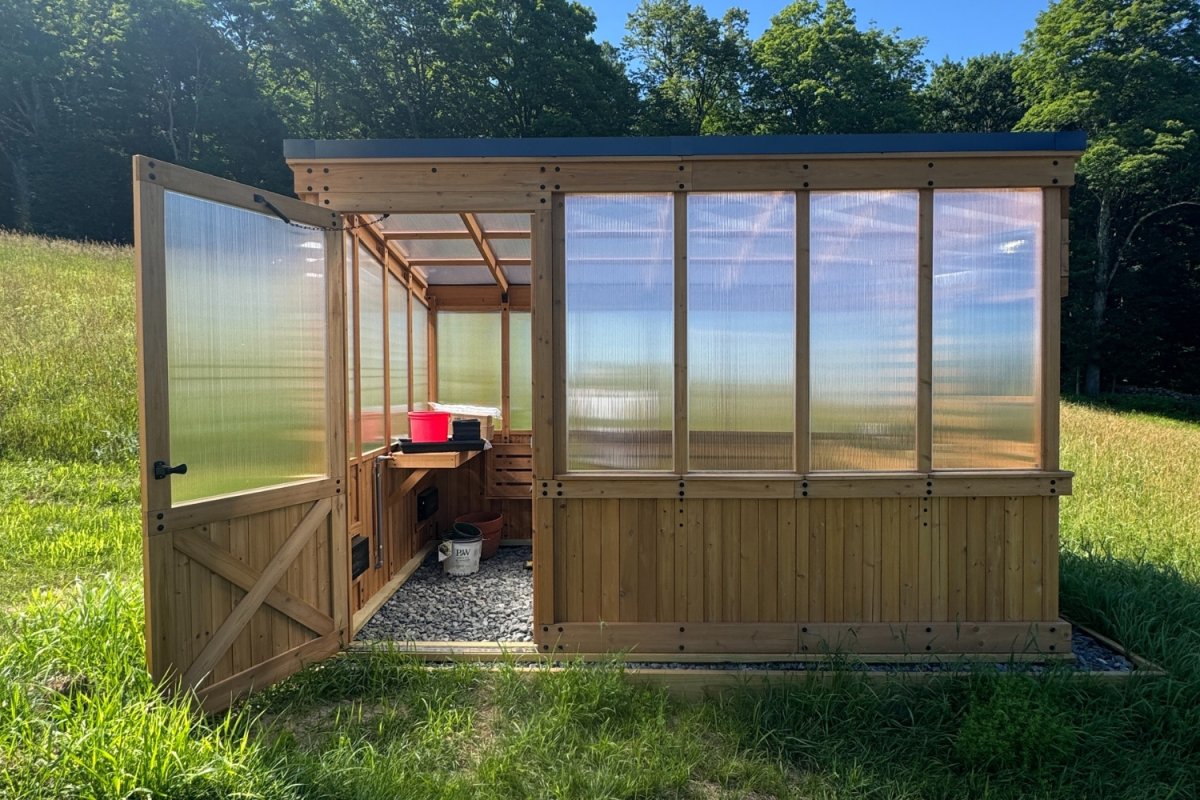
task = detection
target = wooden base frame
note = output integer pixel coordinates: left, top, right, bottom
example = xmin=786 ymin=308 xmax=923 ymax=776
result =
xmin=534 ymin=621 xmax=1072 ymax=657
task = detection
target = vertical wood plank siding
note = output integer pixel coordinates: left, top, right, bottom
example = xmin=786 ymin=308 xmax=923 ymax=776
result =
xmin=550 ymin=496 xmax=1060 ymax=624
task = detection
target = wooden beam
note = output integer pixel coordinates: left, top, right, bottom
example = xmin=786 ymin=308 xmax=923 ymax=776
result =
xmin=461 ymin=212 xmax=510 ymax=292
xmin=152 ymin=478 xmax=340 ymax=534
xmin=543 ymin=473 xmax=1072 ymax=499
xmin=383 ymin=230 xmax=529 ymax=240
xmin=293 ymin=157 xmax=1077 ymax=200
xmin=543 ymin=620 xmax=1072 ymax=656
xmin=426 ymin=285 xmax=532 ymax=311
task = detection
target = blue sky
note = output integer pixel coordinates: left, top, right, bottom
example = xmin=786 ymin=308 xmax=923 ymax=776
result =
xmin=589 ymin=0 xmax=1052 ymax=64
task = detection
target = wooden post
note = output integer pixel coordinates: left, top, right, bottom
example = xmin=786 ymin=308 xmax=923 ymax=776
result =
xmin=795 ymin=191 xmax=810 ymax=474
xmin=551 ymin=196 xmax=567 ymax=475
xmin=917 ymin=190 xmax=934 ymax=473
xmin=674 ymin=192 xmax=688 ymax=475
xmin=531 ymin=207 xmax=556 ymax=628
xmin=1041 ymin=188 xmax=1062 ymax=471
xmin=531 ymin=208 xmax=554 ymax=479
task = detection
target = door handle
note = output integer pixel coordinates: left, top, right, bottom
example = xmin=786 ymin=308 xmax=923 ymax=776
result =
xmin=153 ymin=461 xmax=188 ymax=480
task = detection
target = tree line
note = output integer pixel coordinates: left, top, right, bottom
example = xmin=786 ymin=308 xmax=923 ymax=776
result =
xmin=3 ymin=0 xmax=1198 ymax=394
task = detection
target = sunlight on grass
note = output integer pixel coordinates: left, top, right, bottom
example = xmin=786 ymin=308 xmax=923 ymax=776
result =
xmin=1060 ymin=400 xmax=1200 ymax=578
xmin=0 ymin=459 xmax=141 ymax=609
xmin=0 ymin=231 xmax=137 ymax=462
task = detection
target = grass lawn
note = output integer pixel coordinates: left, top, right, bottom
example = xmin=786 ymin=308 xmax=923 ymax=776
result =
xmin=2 ymin=231 xmax=1199 ymax=798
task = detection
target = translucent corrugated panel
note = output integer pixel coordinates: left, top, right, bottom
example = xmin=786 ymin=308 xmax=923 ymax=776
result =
xmin=345 ymin=233 xmax=356 ymax=456
xmin=163 ymin=191 xmax=327 ymax=503
xmin=504 ymin=265 xmax=532 ymax=285
xmin=489 ymin=238 xmax=531 ymax=260
xmin=358 ymin=246 xmax=386 ymax=453
xmin=476 ymin=213 xmax=531 ymax=233
xmin=437 ymin=312 xmax=502 ymax=410
xmin=379 ymin=213 xmax=465 ymax=234
xmin=565 ymin=194 xmax=674 ymax=471
xmin=509 ymin=311 xmax=533 ymax=430
xmin=688 ymin=193 xmax=795 ymax=471
xmin=393 ymin=238 xmax=483 ymax=260
xmin=420 ymin=266 xmax=496 ymax=285
xmin=810 ymin=191 xmax=919 ymax=471
xmin=411 ymin=300 xmax=429 ymax=410
xmin=388 ymin=272 xmax=409 ymax=438
xmin=933 ymin=190 xmax=1042 ymax=469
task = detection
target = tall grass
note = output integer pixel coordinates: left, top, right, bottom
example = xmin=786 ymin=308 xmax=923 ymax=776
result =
xmin=0 ymin=231 xmax=137 ymax=462
xmin=0 ymin=580 xmax=292 ymax=799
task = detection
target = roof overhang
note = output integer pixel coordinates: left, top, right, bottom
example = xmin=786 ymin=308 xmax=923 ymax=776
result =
xmin=284 ymin=132 xmax=1087 ymax=161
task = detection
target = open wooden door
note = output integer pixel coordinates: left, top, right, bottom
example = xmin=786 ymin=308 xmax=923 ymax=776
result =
xmin=133 ymin=156 xmax=348 ymax=711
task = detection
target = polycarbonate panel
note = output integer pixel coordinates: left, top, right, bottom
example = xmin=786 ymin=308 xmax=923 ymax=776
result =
xmin=688 ymin=193 xmax=795 ymax=470
xmin=509 ymin=311 xmax=533 ymax=430
xmin=420 ymin=266 xmax=496 ymax=285
xmin=489 ymin=238 xmax=531 ymax=260
xmin=933 ymin=190 xmax=1042 ymax=469
xmin=810 ymin=191 xmax=918 ymax=471
xmin=412 ymin=300 xmax=429 ymax=410
xmin=394 ymin=238 xmax=483 ymax=260
xmin=163 ymin=191 xmax=327 ymax=502
xmin=388 ymin=273 xmax=409 ymax=438
xmin=565 ymin=194 xmax=673 ymax=471
xmin=476 ymin=213 xmax=531 ymax=233
xmin=504 ymin=265 xmax=532 ymax=285
xmin=379 ymin=213 xmax=465 ymax=234
xmin=437 ymin=312 xmax=502 ymax=410
xmin=345 ymin=233 xmax=356 ymax=456
xmin=358 ymin=246 xmax=386 ymax=453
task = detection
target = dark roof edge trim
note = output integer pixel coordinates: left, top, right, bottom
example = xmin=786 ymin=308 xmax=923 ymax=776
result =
xmin=283 ymin=132 xmax=1086 ymax=160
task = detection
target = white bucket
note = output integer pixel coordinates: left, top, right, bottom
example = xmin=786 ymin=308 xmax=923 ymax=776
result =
xmin=438 ymin=533 xmax=482 ymax=576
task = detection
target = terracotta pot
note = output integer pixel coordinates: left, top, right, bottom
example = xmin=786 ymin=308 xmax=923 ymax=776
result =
xmin=454 ymin=511 xmax=503 ymax=559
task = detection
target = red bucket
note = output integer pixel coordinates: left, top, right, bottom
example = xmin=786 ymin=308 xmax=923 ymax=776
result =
xmin=408 ymin=411 xmax=450 ymax=442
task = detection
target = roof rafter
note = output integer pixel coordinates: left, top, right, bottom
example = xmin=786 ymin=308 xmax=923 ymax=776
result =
xmin=460 ymin=212 xmax=509 ymax=293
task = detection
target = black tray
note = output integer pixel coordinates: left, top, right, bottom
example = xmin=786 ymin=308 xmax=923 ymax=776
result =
xmin=392 ymin=438 xmax=487 ymax=454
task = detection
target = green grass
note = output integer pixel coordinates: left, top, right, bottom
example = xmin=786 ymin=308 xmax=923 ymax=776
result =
xmin=0 ymin=231 xmax=137 ymax=462
xmin=2 ymin=229 xmax=1199 ymax=797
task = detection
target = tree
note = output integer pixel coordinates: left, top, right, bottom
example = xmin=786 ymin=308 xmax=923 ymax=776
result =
xmin=1016 ymin=0 xmax=1200 ymax=395
xmin=922 ymin=53 xmax=1026 ymax=133
xmin=621 ymin=0 xmax=751 ymax=135
xmin=447 ymin=0 xmax=637 ymax=137
xmin=749 ymin=0 xmax=926 ymax=134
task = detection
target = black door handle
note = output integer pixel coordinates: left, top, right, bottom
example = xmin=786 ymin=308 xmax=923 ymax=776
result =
xmin=153 ymin=461 xmax=188 ymax=480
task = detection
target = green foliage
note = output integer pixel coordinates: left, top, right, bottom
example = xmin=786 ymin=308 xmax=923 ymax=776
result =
xmin=923 ymin=52 xmax=1026 ymax=132
xmin=750 ymin=0 xmax=926 ymax=134
xmin=1016 ymin=0 xmax=1200 ymax=394
xmin=0 ymin=231 xmax=137 ymax=462
xmin=622 ymin=0 xmax=752 ymax=135
xmin=955 ymin=676 xmax=1078 ymax=772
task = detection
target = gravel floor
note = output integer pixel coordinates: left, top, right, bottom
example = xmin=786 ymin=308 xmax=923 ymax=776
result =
xmin=357 ymin=546 xmax=533 ymax=642
xmin=356 ymin=545 xmax=1138 ymax=673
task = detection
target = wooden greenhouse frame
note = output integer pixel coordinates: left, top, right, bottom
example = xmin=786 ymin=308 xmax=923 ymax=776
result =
xmin=134 ymin=132 xmax=1084 ymax=710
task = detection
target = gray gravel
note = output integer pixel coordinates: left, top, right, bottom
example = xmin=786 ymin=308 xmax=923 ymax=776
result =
xmin=357 ymin=546 xmax=1138 ymax=674
xmin=357 ymin=546 xmax=533 ymax=642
